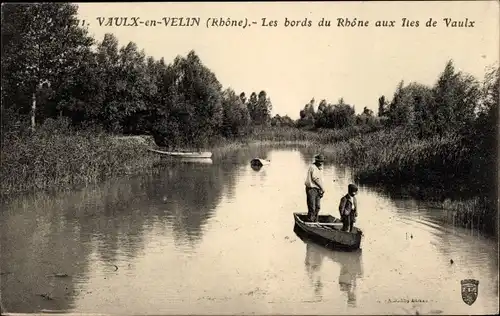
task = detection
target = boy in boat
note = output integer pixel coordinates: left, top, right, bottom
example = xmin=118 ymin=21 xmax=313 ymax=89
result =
xmin=339 ymin=184 xmax=358 ymax=232
xmin=304 ymin=154 xmax=326 ymax=222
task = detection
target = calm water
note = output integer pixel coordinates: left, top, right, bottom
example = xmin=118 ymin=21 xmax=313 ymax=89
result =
xmin=1 ymin=146 xmax=498 ymax=315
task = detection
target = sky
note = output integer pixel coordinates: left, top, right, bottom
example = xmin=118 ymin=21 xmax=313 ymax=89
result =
xmin=75 ymin=1 xmax=499 ymax=119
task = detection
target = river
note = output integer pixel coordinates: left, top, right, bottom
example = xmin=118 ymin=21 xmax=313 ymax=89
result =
xmin=1 ymin=145 xmax=498 ymax=315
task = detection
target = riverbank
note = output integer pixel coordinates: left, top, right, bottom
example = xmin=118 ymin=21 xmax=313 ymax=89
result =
xmin=0 ymin=124 xmax=362 ymax=197
xmin=1 ymin=123 xmax=496 ymax=237
xmin=238 ymin=126 xmax=497 ymax=237
xmin=0 ymin=119 xmax=160 ymax=197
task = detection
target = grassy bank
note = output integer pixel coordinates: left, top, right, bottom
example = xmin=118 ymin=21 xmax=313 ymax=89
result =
xmin=244 ymin=124 xmax=382 ymax=144
xmin=1 ymin=119 xmax=159 ymax=197
xmin=2 ymin=122 xmax=496 ymax=236
xmin=0 ymin=123 xmax=371 ymax=197
xmin=440 ymin=197 xmax=496 ymax=235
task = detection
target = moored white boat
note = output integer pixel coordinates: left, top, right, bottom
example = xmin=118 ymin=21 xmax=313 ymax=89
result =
xmin=148 ymin=148 xmax=212 ymax=159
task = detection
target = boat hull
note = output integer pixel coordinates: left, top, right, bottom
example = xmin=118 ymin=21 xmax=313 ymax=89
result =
xmin=293 ymin=212 xmax=363 ymax=251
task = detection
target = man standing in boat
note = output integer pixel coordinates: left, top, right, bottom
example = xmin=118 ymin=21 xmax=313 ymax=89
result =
xmin=304 ymin=154 xmax=326 ymax=222
xmin=339 ymin=184 xmax=358 ymax=232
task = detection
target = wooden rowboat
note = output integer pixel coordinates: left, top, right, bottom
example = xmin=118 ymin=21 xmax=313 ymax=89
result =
xmin=293 ymin=212 xmax=363 ymax=251
xmin=148 ymin=148 xmax=212 ymax=159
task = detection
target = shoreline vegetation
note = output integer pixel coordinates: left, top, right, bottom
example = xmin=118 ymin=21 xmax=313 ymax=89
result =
xmin=1 ymin=4 xmax=498 ymax=237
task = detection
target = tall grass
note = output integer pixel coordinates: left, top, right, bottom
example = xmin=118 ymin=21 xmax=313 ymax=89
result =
xmin=1 ymin=118 xmax=159 ymax=196
xmin=332 ymin=129 xmax=471 ymax=190
xmin=236 ymin=125 xmax=496 ymax=236
xmin=311 ymin=127 xmax=496 ymax=236
xmin=440 ymin=197 xmax=497 ymax=235
xmin=245 ymin=125 xmax=382 ymax=144
xmin=269 ymin=127 xmax=471 ymax=198
xmin=2 ymin=119 xmax=495 ymax=236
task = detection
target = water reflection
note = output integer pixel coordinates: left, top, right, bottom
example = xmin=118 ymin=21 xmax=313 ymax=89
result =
xmin=251 ymin=164 xmax=263 ymax=171
xmin=0 ymin=191 xmax=95 ymax=313
xmin=304 ymin=243 xmax=325 ymax=297
xmin=1 ymin=145 xmax=498 ymax=315
xmin=142 ymin=162 xmax=242 ymax=246
xmin=0 ymin=158 xmax=241 ymax=313
xmin=336 ymin=249 xmax=363 ymax=307
xmin=294 ymin=226 xmax=364 ymax=307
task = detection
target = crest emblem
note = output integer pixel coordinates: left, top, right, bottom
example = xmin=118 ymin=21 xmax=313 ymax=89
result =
xmin=461 ymin=279 xmax=479 ymax=305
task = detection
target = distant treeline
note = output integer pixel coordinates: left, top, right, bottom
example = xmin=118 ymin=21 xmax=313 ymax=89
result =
xmin=3 ymin=4 xmax=497 ymax=147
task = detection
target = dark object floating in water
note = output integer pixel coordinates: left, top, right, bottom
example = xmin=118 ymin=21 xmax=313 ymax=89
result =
xmin=293 ymin=212 xmax=363 ymax=251
xmin=250 ymin=158 xmax=270 ymax=170
xmin=450 ymin=259 xmax=454 ymax=264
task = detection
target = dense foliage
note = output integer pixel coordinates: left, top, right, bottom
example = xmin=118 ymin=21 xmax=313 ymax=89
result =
xmin=1 ymin=3 xmax=273 ymax=149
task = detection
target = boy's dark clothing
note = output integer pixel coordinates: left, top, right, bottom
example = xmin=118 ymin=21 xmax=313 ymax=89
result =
xmin=341 ymin=213 xmax=354 ymax=232
xmin=339 ymin=193 xmax=357 ymax=232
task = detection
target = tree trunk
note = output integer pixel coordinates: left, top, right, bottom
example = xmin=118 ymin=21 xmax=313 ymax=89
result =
xmin=31 ymin=91 xmax=36 ymax=132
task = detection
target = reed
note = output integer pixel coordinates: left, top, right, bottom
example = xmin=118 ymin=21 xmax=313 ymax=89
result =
xmin=3 ymin=120 xmax=495 ymax=236
xmin=310 ymin=127 xmax=496 ymax=236
xmin=244 ymin=125 xmax=382 ymax=144
xmin=441 ymin=197 xmax=498 ymax=236
xmin=209 ymin=127 xmax=474 ymax=200
xmin=1 ymin=118 xmax=159 ymax=196
xmin=307 ymin=128 xmax=471 ymax=190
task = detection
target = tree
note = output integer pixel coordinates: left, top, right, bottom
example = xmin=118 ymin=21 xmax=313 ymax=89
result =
xmin=407 ymin=83 xmax=435 ymax=138
xmin=55 ymin=46 xmax=100 ymax=126
xmin=239 ymin=92 xmax=247 ymax=105
xmin=314 ymin=99 xmax=329 ymax=128
xmin=386 ymin=80 xmax=407 ymax=127
xmin=1 ymin=3 xmax=94 ymax=131
xmin=115 ymin=42 xmax=157 ymax=133
xmin=297 ymin=98 xmax=316 ymax=128
xmin=247 ymin=92 xmax=258 ymax=123
xmin=271 ymin=114 xmax=295 ymax=127
xmin=432 ymin=60 xmax=481 ymax=135
xmin=221 ymin=88 xmax=251 ymax=138
xmin=469 ymin=64 xmax=499 ymax=195
xmin=377 ymin=95 xmax=387 ymax=117
xmin=152 ymin=51 xmax=223 ymax=148
xmin=255 ymin=90 xmax=272 ymax=125
xmin=362 ymin=107 xmax=374 ymax=116
xmin=331 ymin=101 xmax=355 ymax=128
xmin=89 ymin=33 xmax=121 ymax=130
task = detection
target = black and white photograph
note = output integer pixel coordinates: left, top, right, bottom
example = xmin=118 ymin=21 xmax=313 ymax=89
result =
xmin=1 ymin=1 xmax=498 ymax=315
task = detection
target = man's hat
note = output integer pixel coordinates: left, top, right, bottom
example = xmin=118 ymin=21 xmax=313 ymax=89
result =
xmin=348 ymin=183 xmax=358 ymax=193
xmin=314 ymin=154 xmax=325 ymax=163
